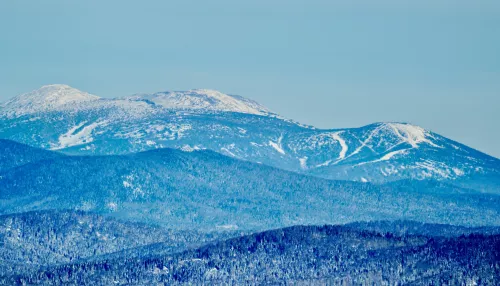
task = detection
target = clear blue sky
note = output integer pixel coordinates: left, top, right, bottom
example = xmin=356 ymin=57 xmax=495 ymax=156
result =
xmin=1 ymin=1 xmax=499 ymax=157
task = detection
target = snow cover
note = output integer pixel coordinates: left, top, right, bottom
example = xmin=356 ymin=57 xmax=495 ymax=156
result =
xmin=129 ymin=89 xmax=271 ymax=115
xmin=1 ymin=84 xmax=493 ymax=184
xmin=1 ymin=85 xmax=272 ymax=118
xmin=387 ymin=123 xmax=440 ymax=148
xmin=51 ymin=121 xmax=108 ymax=150
xmin=330 ymin=132 xmax=348 ymax=160
xmin=380 ymin=149 xmax=408 ymax=161
xmin=344 ymin=123 xmax=439 ymax=162
xmin=355 ymin=149 xmax=410 ymax=166
xmin=180 ymin=145 xmax=204 ymax=152
xmin=299 ymin=157 xmax=308 ymax=169
xmin=1 ymin=85 xmax=100 ymax=117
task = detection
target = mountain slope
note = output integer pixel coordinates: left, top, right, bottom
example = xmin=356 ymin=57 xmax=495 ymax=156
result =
xmin=0 ymin=147 xmax=498 ymax=230
xmin=0 ymin=139 xmax=63 ymax=172
xmin=1 ymin=85 xmax=499 ymax=192
xmin=0 ymin=84 xmax=100 ymax=117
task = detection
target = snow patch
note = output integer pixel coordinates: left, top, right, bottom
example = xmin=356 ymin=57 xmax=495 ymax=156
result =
xmin=52 ymin=120 xmax=108 ymax=150
xmin=453 ymin=168 xmax=465 ymax=176
xmin=356 ymin=149 xmax=410 ymax=166
xmin=269 ymin=135 xmax=285 ymax=155
xmin=181 ymin=145 xmax=203 ymax=152
xmin=315 ymin=160 xmax=332 ymax=168
xmin=299 ymin=157 xmax=308 ymax=170
xmin=107 ymin=202 xmax=118 ymax=211
xmin=216 ymin=224 xmax=238 ymax=230
xmin=380 ymin=149 xmax=408 ymax=161
xmin=330 ymin=132 xmax=348 ymax=160
xmin=415 ymin=160 xmax=452 ymax=179
xmin=221 ymin=144 xmax=239 ymax=157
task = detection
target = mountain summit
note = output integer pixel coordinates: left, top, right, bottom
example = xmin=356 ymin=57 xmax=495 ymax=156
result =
xmin=128 ymin=89 xmax=272 ymax=115
xmin=1 ymin=84 xmax=100 ymax=117
xmin=0 ymin=85 xmax=272 ymax=117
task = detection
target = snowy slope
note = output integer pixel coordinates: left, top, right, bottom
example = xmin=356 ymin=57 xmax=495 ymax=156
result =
xmin=0 ymin=85 xmax=100 ymax=117
xmin=127 ymin=89 xmax=272 ymax=115
xmin=1 ymin=85 xmax=499 ymax=192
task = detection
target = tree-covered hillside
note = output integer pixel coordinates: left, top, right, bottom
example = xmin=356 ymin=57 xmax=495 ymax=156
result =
xmin=1 ymin=148 xmax=499 ymax=230
xmin=6 ymin=225 xmax=499 ymax=285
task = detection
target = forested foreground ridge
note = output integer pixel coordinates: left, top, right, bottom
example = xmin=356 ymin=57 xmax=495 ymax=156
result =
xmin=2 ymin=221 xmax=499 ymax=285
xmin=0 ymin=210 xmax=241 ymax=277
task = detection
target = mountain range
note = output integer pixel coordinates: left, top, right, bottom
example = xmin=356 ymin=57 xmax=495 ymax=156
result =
xmin=2 ymin=84 xmax=499 ymax=193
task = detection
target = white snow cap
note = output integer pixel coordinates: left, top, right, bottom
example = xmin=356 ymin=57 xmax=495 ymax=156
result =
xmin=130 ymin=89 xmax=272 ymax=115
xmin=1 ymin=85 xmax=273 ymax=117
xmin=1 ymin=84 xmax=100 ymax=116
xmin=384 ymin=122 xmax=439 ymax=148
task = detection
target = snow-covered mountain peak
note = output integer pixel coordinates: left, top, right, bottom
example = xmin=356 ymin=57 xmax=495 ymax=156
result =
xmin=372 ymin=122 xmax=440 ymax=149
xmin=1 ymin=85 xmax=274 ymax=118
xmin=1 ymin=84 xmax=100 ymax=117
xmin=131 ymin=89 xmax=272 ymax=116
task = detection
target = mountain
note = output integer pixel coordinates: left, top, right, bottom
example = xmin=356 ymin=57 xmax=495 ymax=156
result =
xmin=6 ymin=225 xmax=499 ymax=285
xmin=1 ymin=85 xmax=499 ymax=192
xmin=1 ymin=143 xmax=498 ymax=230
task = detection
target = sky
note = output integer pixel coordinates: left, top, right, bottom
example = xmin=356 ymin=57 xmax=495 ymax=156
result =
xmin=1 ymin=0 xmax=499 ymax=157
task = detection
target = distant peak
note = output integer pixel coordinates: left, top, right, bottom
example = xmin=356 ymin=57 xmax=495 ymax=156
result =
xmin=32 ymin=84 xmax=94 ymax=95
xmin=376 ymin=122 xmax=439 ymax=148
xmin=1 ymin=84 xmax=100 ymax=117
xmin=373 ymin=121 xmax=417 ymax=127
xmin=132 ymin=89 xmax=272 ymax=116
xmin=2 ymin=85 xmax=273 ymax=117
xmin=189 ymin=88 xmax=224 ymax=95
xmin=39 ymin=84 xmax=73 ymax=89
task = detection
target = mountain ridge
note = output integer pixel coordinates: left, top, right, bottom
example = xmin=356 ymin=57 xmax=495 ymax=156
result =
xmin=1 ymin=140 xmax=498 ymax=230
xmin=1 ymin=85 xmax=499 ymax=191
